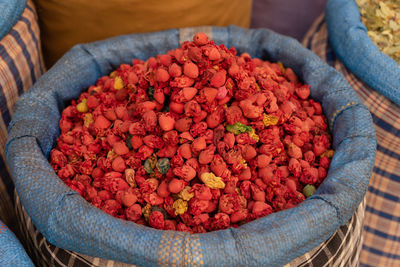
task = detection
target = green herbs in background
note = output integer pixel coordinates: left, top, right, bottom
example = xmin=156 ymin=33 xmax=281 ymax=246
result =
xmin=356 ymin=0 xmax=400 ymax=65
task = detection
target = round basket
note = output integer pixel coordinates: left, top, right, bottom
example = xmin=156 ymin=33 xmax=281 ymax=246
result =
xmin=5 ymin=26 xmax=376 ymax=266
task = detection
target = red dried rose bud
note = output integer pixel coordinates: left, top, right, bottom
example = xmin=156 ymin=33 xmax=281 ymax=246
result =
xmin=168 ymin=63 xmax=182 ymax=77
xmin=319 ymin=157 xmax=330 ymax=169
xmin=295 ymin=85 xmax=311 ymax=100
xmin=318 ymin=166 xmax=327 ymax=180
xmin=86 ymin=95 xmax=100 ymax=109
xmin=143 ymin=135 xmax=164 ymax=149
xmin=191 ymin=136 xmax=207 ymax=153
xmin=126 ymin=204 xmax=142 ymax=221
xmin=211 ymin=213 xmax=230 ymax=230
xmin=155 ymin=68 xmax=170 ymax=82
xmin=312 ymin=101 xmax=323 ymax=115
xmin=239 ymin=99 xmax=263 ymax=119
xmin=182 ymin=87 xmax=198 ymax=101
xmin=288 ymin=158 xmax=301 ymax=177
xmin=163 ymin=130 xmax=179 ymax=145
xmin=287 ymin=143 xmax=302 ymax=159
xmin=188 ymin=46 xmax=203 ymax=62
xmin=219 ymin=193 xmax=243 ymax=214
xmin=203 ymin=87 xmax=218 ymax=103
xmin=193 ymin=213 xmax=210 ymax=225
xmin=169 ymin=101 xmax=184 ymax=114
xmin=239 ymin=167 xmax=251 ymax=180
xmin=175 ymin=117 xmax=192 ymax=132
xmin=50 ymin=149 xmax=67 ymax=168
xmin=210 ymin=71 xmax=226 ymax=88
xmin=164 ymin=220 xmax=177 ymax=230
xmin=223 ymin=133 xmax=235 ymax=148
xmin=300 ymin=167 xmax=319 ymax=184
xmin=121 ymin=191 xmax=138 ymax=207
xmin=241 ymin=145 xmax=257 ymax=161
xmin=149 ymin=211 xmax=165 ymax=229
xmin=189 ymin=198 xmax=211 ymax=216
xmin=104 ymin=109 xmax=117 ymax=121
xmin=193 ymin=32 xmax=209 ymax=46
xmin=206 ymin=110 xmax=222 ymax=129
xmin=251 ymin=184 xmax=266 ymax=202
xmin=173 ymin=165 xmax=196 ymax=182
xmin=112 ymin=156 xmax=126 ymax=172
xmin=252 ymin=201 xmax=272 ymax=214
xmin=198 ymin=145 xmax=216 ymax=165
xmin=159 ymin=54 xmax=172 ymax=66
xmin=129 ymin=122 xmax=146 ymax=136
xmin=113 ymin=141 xmax=129 ymax=155
xmin=183 ymin=62 xmax=199 ymax=79
xmin=178 ymin=143 xmax=192 ymax=159
xmin=142 ymin=110 xmax=157 ymax=130
xmin=128 ymin=72 xmax=138 ymax=85
xmin=176 ymin=223 xmax=192 ymax=232
xmin=158 ymin=113 xmax=175 ymax=131
xmin=94 ymin=115 xmax=111 ymax=129
xmin=168 ymin=178 xmax=186 ymax=194
xmin=193 ymin=184 xmax=213 ymax=201
xmin=157 ymin=180 xmax=170 ymax=198
xmin=208 ymin=47 xmax=221 ymax=61
xmin=184 ymin=100 xmax=201 ymax=117
xmin=303 ymin=150 xmax=315 ymax=164
xmin=230 ymin=209 xmax=248 ymax=223
xmin=130 ymin=136 xmax=143 ymax=150
xmin=136 ymin=145 xmax=154 ymax=160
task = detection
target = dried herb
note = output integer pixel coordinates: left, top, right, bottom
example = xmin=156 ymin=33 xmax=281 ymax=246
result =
xmin=357 ymin=0 xmax=400 ymax=65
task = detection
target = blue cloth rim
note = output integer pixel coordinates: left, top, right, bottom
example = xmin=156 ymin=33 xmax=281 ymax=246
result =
xmin=326 ymin=0 xmax=400 ymax=106
xmin=0 ymin=0 xmax=27 ymax=40
xmin=5 ymin=25 xmax=377 ymax=266
xmin=0 ymin=220 xmax=34 ymax=266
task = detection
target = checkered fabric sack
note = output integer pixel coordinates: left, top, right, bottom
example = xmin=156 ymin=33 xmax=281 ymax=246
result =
xmin=6 ymin=26 xmax=376 ymax=266
xmin=303 ymin=11 xmax=400 ymax=267
xmin=14 ymin=192 xmax=366 ymax=267
xmin=0 ymin=0 xmax=45 ymax=226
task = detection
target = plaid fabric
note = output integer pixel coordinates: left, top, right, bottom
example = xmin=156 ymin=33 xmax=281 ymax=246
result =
xmin=15 ymin=190 xmax=364 ymax=267
xmin=303 ymin=15 xmax=400 ymax=267
xmin=0 ymin=0 xmax=45 ymax=226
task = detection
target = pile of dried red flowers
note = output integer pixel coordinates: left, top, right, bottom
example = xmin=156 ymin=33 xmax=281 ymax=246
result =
xmin=50 ymin=33 xmax=333 ymax=233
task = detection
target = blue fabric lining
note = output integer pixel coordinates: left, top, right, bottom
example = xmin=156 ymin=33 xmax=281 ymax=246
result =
xmin=326 ymin=0 xmax=400 ymax=106
xmin=0 ymin=0 xmax=27 ymax=40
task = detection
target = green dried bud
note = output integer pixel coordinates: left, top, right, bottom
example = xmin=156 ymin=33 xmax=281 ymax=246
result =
xmin=156 ymin=158 xmax=170 ymax=174
xmin=226 ymin=122 xmax=253 ymax=135
xmin=303 ymin=184 xmax=317 ymax=198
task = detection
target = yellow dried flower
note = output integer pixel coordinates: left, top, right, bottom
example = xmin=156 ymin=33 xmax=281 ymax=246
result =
xmin=248 ymin=128 xmax=259 ymax=142
xmin=83 ymin=113 xmax=94 ymax=128
xmin=173 ymin=199 xmax=188 ymax=215
xmin=114 ymin=76 xmax=124 ymax=90
xmin=178 ymin=186 xmax=194 ymax=201
xmin=200 ymin=172 xmax=225 ymax=189
xmin=109 ymin=71 xmax=117 ymax=78
xmin=76 ymin=99 xmax=88 ymax=113
xmin=320 ymin=149 xmax=335 ymax=159
xmin=277 ymin=61 xmax=286 ymax=74
xmin=263 ymin=113 xmax=279 ymax=127
xmin=142 ymin=204 xmax=152 ymax=221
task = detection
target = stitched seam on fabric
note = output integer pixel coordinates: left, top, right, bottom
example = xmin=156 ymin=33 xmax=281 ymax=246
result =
xmin=330 ymin=102 xmax=364 ymax=130
xmin=309 ymin=196 xmax=341 ymax=225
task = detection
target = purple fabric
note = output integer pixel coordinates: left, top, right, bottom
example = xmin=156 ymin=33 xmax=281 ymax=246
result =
xmin=251 ymin=0 xmax=327 ymax=41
